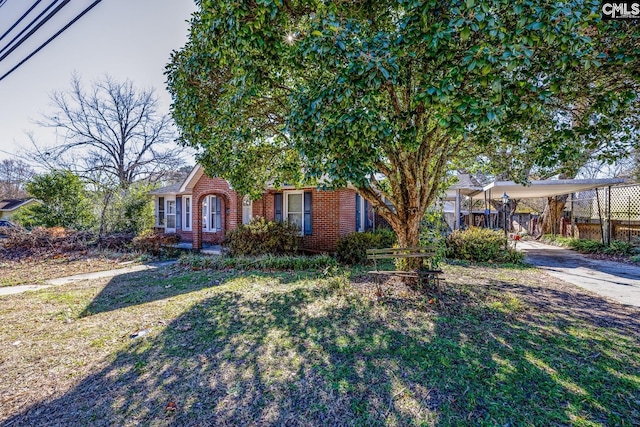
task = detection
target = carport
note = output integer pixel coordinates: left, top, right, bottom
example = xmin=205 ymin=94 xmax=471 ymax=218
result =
xmin=446 ymin=178 xmax=626 ymax=238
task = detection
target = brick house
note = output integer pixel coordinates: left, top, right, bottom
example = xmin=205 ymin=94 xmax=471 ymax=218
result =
xmin=151 ymin=165 xmax=376 ymax=252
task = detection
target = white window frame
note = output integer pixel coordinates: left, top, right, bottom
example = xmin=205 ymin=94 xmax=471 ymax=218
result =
xmin=357 ymin=195 xmax=366 ymax=232
xmin=182 ymin=195 xmax=192 ymax=231
xmin=202 ymin=195 xmax=222 ymax=232
xmin=284 ymin=191 xmax=305 ymax=235
xmin=165 ymin=198 xmax=177 ymax=233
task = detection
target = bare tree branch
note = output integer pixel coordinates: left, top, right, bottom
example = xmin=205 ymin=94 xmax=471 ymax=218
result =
xmin=28 ymin=75 xmax=184 ymax=188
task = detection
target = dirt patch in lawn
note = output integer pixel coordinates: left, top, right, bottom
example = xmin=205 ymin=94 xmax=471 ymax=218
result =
xmin=1 ymin=264 xmax=639 ymax=426
xmin=0 ymin=250 xmax=145 ymax=287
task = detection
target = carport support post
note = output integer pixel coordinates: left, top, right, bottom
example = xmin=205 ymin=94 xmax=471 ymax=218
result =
xmin=570 ymin=193 xmax=575 ymax=238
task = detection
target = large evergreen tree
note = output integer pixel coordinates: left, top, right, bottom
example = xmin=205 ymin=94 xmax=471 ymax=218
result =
xmin=167 ymin=0 xmax=638 ymax=249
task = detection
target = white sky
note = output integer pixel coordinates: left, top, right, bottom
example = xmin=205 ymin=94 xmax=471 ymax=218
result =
xmin=0 ymin=0 xmax=197 ymax=161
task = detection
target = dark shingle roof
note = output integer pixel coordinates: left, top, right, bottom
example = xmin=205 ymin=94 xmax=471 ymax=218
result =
xmin=0 ymin=198 xmax=33 ymax=211
xmin=149 ymin=183 xmax=182 ymax=195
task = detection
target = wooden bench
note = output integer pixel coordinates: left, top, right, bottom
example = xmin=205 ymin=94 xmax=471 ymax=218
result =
xmin=366 ymin=247 xmax=444 ymax=292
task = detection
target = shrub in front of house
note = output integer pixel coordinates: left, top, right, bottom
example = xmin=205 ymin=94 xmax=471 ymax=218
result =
xmin=372 ymin=227 xmax=397 ymax=248
xmin=132 ymin=229 xmax=180 ymax=255
xmin=446 ymin=227 xmax=524 ymax=264
xmin=336 ymin=230 xmax=397 ymax=265
xmin=224 ymin=217 xmax=299 ymax=256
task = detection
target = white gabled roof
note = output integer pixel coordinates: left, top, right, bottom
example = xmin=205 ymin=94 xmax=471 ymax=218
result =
xmin=179 ymin=164 xmax=204 ymax=193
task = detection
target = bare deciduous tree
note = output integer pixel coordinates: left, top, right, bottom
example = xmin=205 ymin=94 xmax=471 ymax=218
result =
xmin=0 ymin=158 xmax=34 ymax=199
xmin=29 ymin=75 xmax=184 ymax=188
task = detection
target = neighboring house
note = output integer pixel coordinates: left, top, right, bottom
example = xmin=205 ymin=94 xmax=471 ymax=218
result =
xmin=151 ymin=165 xmax=376 ymax=252
xmin=0 ymin=198 xmax=37 ymax=221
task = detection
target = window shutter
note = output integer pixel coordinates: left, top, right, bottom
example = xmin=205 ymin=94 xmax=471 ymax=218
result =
xmin=215 ymin=196 xmax=222 ymax=230
xmin=355 ymin=193 xmax=361 ymax=231
xmin=158 ymin=197 xmax=165 ymax=226
xmin=304 ymin=191 xmax=312 ymax=235
xmin=274 ymin=193 xmax=283 ymax=222
xmin=176 ymin=197 xmax=182 ymax=230
xmin=364 ymin=199 xmax=372 ymax=230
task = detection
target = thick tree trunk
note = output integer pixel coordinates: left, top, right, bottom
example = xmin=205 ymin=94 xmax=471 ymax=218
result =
xmin=380 ymin=196 xmax=425 ymax=271
xmin=389 ymin=213 xmax=423 ymax=271
xmin=508 ymin=200 xmax=518 ymax=233
xmin=535 ymin=196 xmax=567 ymax=237
xmin=394 ymin=217 xmax=421 ymax=248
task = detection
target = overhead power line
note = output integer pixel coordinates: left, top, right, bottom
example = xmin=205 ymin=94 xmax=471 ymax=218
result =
xmin=0 ymin=0 xmax=103 ymax=83
xmin=0 ymin=0 xmax=45 ymax=43
xmin=0 ymin=0 xmax=70 ymax=61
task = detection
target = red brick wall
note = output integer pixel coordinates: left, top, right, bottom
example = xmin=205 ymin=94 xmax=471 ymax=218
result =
xmin=264 ymin=190 xmax=275 ymax=220
xmin=252 ymin=198 xmax=265 ymax=218
xmin=178 ymin=230 xmax=193 ymax=242
xmin=171 ymin=175 xmax=360 ymax=252
xmin=302 ymin=189 xmax=340 ymax=252
xmin=260 ymin=188 xmax=359 ymax=252
xmin=339 ymin=189 xmax=357 ymax=237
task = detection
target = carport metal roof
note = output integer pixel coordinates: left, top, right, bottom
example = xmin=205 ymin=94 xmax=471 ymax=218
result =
xmin=482 ymin=178 xmax=626 ymax=199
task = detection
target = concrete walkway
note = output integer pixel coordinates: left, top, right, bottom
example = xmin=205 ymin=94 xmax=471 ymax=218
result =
xmin=0 ymin=261 xmax=176 ymax=297
xmin=518 ymin=240 xmax=640 ymax=308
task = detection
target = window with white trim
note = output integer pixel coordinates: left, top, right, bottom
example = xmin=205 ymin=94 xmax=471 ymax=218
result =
xmin=166 ymin=200 xmax=176 ymax=230
xmin=202 ymin=195 xmax=222 ymax=232
xmin=281 ymin=191 xmax=312 ymax=235
xmin=286 ymin=192 xmax=304 ymax=231
xmin=183 ymin=196 xmax=192 ymax=231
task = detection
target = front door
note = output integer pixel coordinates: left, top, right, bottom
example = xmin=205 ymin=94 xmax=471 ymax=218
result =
xmin=165 ymin=199 xmax=176 ymax=233
xmin=242 ymin=196 xmax=253 ymax=225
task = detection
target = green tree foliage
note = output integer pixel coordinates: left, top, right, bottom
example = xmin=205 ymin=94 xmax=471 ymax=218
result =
xmin=16 ymin=170 xmax=95 ymax=230
xmin=97 ymin=182 xmax=156 ymax=235
xmin=166 ymin=0 xmax=639 ymax=249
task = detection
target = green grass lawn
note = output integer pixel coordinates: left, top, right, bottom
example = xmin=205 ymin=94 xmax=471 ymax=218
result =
xmin=1 ymin=262 xmax=638 ymax=426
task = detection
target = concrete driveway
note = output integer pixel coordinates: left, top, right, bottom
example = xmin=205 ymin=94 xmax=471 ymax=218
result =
xmin=518 ymin=240 xmax=640 ymax=308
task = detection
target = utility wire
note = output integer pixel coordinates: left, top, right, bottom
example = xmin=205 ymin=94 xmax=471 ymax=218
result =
xmin=0 ymin=0 xmax=103 ymax=82
xmin=0 ymin=0 xmax=46 ymax=43
xmin=0 ymin=0 xmax=70 ymax=60
xmin=0 ymin=0 xmax=7 ymax=8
